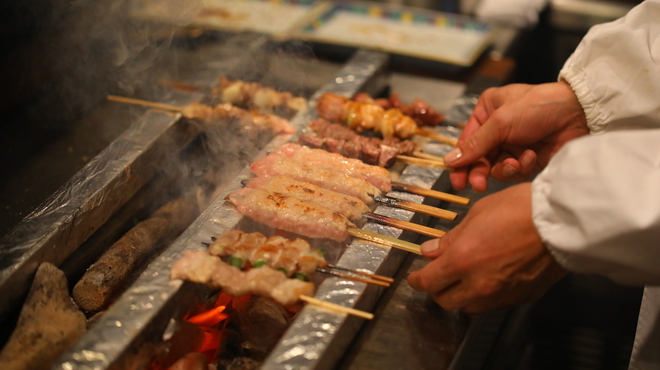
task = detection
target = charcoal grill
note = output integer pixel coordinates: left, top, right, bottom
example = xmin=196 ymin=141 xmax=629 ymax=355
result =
xmin=0 ymin=43 xmax=465 ymax=370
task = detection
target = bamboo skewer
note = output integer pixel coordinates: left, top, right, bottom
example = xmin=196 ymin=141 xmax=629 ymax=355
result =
xmin=107 ymin=95 xmax=183 ymax=112
xmin=396 ymin=155 xmax=453 ymax=170
xmin=347 ymin=228 xmax=422 ymax=255
xmin=299 ymin=295 xmax=374 ymax=320
xmin=325 ymin=264 xmax=394 ymax=283
xmin=158 ymin=80 xmax=206 ymax=92
xmin=362 ymin=213 xmax=446 ymax=239
xmin=317 ymin=268 xmax=390 ymax=287
xmin=416 ymin=128 xmax=458 ymax=146
xmin=412 ymin=151 xmax=446 ymax=163
xmin=391 ymin=182 xmax=470 ymax=205
xmin=373 ymin=195 xmax=457 ymax=221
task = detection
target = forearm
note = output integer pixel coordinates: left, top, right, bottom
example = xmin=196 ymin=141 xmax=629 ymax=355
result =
xmin=560 ymin=0 xmax=660 ymax=133
xmin=532 ymin=129 xmax=660 ymax=285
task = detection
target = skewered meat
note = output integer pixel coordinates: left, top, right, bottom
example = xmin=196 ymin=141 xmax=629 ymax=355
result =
xmin=182 ymin=102 xmax=294 ymax=134
xmin=272 ymin=143 xmax=392 ymax=192
xmin=245 ymin=176 xmax=370 ymax=222
xmin=209 ymin=231 xmax=267 ymax=267
xmin=317 ymin=93 xmax=417 ymax=138
xmin=299 ymin=134 xmax=398 ymax=168
xmin=250 ymin=154 xmax=380 ymax=205
xmin=227 ymin=188 xmax=355 ymax=242
xmin=212 ymin=77 xmax=307 ymax=113
xmin=299 ymin=119 xmax=419 ymax=167
xmin=171 ymin=251 xmax=314 ymax=305
xmin=354 ymin=92 xmax=444 ymax=127
xmin=208 ymin=230 xmax=328 ymax=277
xmin=310 ymin=119 xmax=420 ymax=155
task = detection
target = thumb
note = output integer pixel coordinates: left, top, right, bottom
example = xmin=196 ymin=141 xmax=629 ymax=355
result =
xmin=444 ymin=121 xmax=504 ymax=167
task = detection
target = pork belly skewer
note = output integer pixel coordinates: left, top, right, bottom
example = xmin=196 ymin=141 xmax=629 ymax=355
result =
xmin=171 ymin=250 xmax=373 ymax=319
xmin=253 ymin=146 xmax=469 ymax=207
xmin=205 ymin=230 xmax=390 ymax=286
xmin=106 ymin=96 xmax=295 ymax=135
xmin=317 ymin=92 xmax=458 ymax=146
xmin=226 ymin=187 xmax=444 ymax=244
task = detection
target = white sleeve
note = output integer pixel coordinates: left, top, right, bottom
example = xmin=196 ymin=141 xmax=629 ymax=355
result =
xmin=532 ymin=129 xmax=660 ymax=285
xmin=559 ymin=0 xmax=660 ymax=133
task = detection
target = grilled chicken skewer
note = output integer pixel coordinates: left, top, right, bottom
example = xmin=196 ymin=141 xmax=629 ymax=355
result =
xmin=106 ymin=96 xmax=295 ymax=135
xmin=171 ymin=250 xmax=373 ymax=319
xmin=181 ymin=102 xmax=294 ymax=134
xmin=203 ymin=230 xmax=390 ymax=286
xmin=253 ymin=145 xmax=469 ymax=205
xmin=353 ymin=92 xmax=445 ymax=127
xmin=317 ymin=93 xmax=458 ymax=146
xmin=273 ymin=143 xmax=393 ymax=192
xmin=227 ymin=187 xmax=446 ymax=241
xmin=243 ymin=176 xmax=370 ymax=222
xmin=246 ymin=175 xmax=456 ymax=222
xmin=212 ymin=77 xmax=307 ymax=113
xmin=250 ymin=153 xmax=380 ymax=205
xmin=171 ymin=250 xmax=314 ymax=306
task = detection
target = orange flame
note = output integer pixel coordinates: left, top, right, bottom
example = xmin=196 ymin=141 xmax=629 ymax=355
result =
xmin=186 ymin=305 xmax=228 ymax=327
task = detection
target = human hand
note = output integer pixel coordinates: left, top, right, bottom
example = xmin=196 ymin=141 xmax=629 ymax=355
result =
xmin=447 ymin=81 xmax=588 ymax=192
xmin=407 ymin=183 xmax=567 ymax=315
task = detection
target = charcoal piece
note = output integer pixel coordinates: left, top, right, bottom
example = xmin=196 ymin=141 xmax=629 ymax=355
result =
xmin=0 ymin=263 xmax=86 ymax=370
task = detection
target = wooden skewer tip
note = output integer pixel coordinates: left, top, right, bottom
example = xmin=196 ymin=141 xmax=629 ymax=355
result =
xmin=300 ymin=295 xmax=374 ymax=320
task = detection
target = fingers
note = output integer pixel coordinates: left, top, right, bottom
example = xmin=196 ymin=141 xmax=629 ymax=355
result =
xmin=467 ymin=159 xmax=491 ymax=192
xmin=490 ymin=150 xmax=537 ymax=182
xmin=445 ymin=119 xmax=505 ymax=168
xmin=449 ymin=166 xmax=469 ymax=191
xmin=420 ymin=239 xmax=443 ymax=258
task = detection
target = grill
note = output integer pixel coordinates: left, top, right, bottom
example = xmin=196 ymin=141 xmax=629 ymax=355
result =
xmin=0 ymin=38 xmax=467 ymax=369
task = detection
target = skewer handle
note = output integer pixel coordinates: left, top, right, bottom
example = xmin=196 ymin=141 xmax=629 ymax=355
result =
xmin=363 ymin=212 xmax=446 ymax=239
xmin=416 ymin=128 xmax=458 ymax=146
xmin=107 ymin=95 xmax=184 ymax=112
xmin=396 ymin=155 xmax=452 ymax=170
xmin=317 ymin=268 xmax=390 ymax=287
xmin=326 ymin=264 xmax=395 ymax=283
xmin=413 ymin=151 xmax=446 ymax=163
xmin=391 ymin=182 xmax=470 ymax=205
xmin=300 ymin=295 xmax=374 ymax=320
xmin=373 ymin=196 xmax=457 ymax=221
xmin=348 ymin=228 xmax=422 ymax=255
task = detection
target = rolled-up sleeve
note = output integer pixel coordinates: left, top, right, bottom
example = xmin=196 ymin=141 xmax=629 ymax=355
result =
xmin=531 ymin=0 xmax=660 ymax=285
xmin=532 ymin=130 xmax=660 ymax=285
xmin=559 ymin=0 xmax=660 ymax=133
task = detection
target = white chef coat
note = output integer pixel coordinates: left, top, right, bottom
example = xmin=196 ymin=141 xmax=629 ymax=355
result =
xmin=530 ymin=1 xmax=660 ymax=368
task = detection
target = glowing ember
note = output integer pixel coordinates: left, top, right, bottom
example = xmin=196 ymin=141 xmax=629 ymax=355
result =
xmin=186 ymin=305 xmax=228 ymax=327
